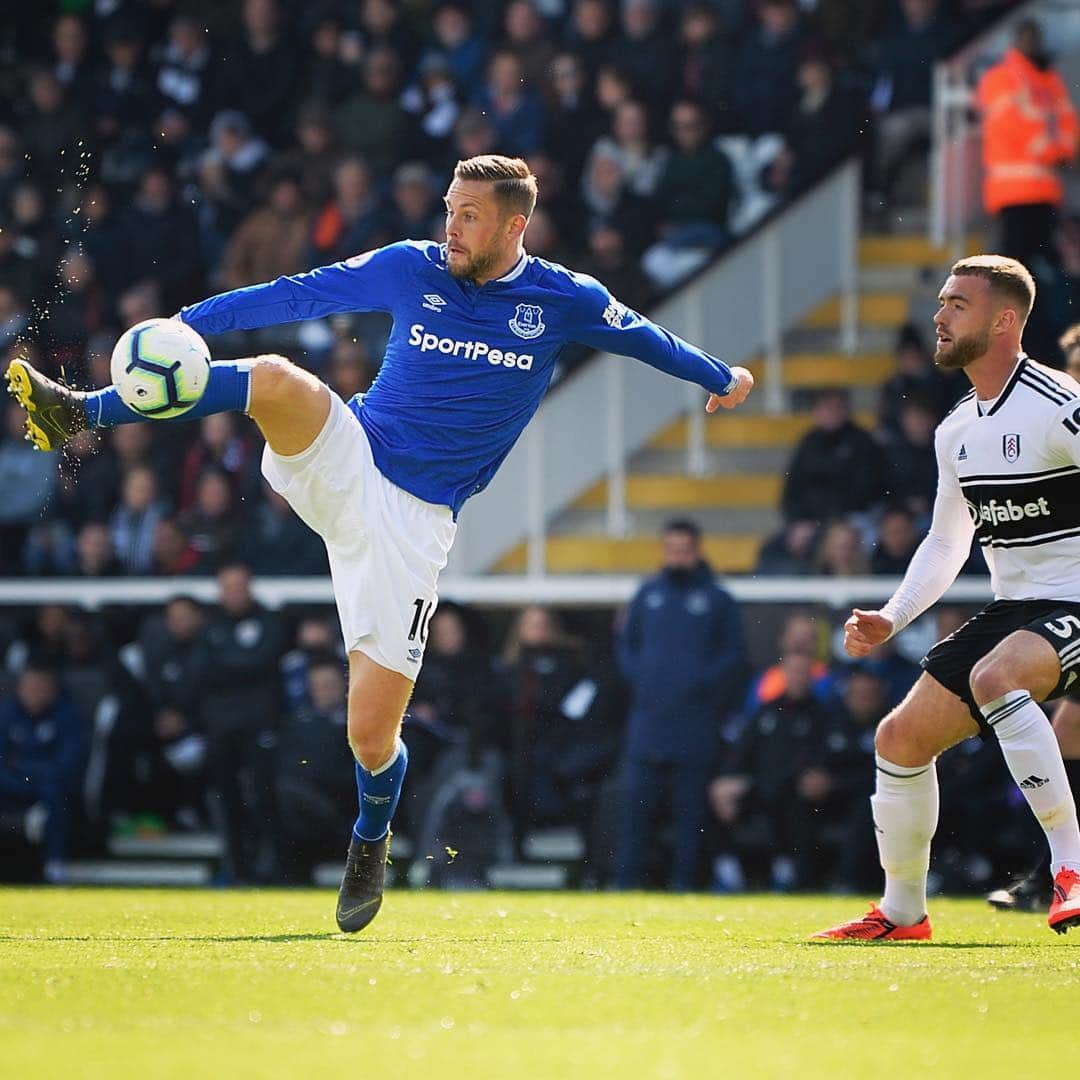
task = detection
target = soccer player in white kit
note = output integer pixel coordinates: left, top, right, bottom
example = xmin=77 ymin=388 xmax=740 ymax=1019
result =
xmin=813 ymin=255 xmax=1080 ymax=940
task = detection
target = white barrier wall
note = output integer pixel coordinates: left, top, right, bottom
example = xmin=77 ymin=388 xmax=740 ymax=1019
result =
xmin=448 ymin=161 xmax=861 ymax=576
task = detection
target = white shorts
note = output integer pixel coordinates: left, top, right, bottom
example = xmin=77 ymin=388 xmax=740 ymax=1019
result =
xmin=261 ymin=392 xmax=457 ymax=680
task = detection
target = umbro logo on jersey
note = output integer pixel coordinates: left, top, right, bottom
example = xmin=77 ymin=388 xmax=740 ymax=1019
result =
xmin=957 ymin=444 xmax=967 ymax=461
xmin=422 ymin=293 xmax=446 ymax=313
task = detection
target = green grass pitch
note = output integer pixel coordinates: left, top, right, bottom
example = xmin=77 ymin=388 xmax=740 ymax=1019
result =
xmin=3 ymin=889 xmax=1079 ymax=1079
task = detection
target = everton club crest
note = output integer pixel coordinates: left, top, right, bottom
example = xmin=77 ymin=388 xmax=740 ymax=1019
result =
xmin=1002 ymin=433 xmax=1021 ymax=463
xmin=509 ymin=303 xmax=545 ymax=340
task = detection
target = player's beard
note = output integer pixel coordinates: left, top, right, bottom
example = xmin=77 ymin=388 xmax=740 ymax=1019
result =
xmin=447 ymin=241 xmax=501 ymax=282
xmin=934 ymin=325 xmax=991 ymax=370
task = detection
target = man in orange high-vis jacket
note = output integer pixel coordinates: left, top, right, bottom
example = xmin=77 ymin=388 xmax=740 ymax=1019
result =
xmin=977 ymin=19 xmax=1078 ymax=268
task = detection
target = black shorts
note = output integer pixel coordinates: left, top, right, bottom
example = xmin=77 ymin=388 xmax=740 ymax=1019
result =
xmin=921 ymin=599 xmax=1080 ymax=736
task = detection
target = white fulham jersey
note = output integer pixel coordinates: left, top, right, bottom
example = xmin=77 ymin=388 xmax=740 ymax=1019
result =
xmin=935 ymin=353 xmax=1080 ymax=601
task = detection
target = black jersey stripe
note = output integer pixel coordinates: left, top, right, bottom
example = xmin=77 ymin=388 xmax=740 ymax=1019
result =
xmin=1019 ymin=373 xmax=1073 ymax=403
xmin=959 ymin=465 xmax=1080 ymax=483
xmin=980 ymin=524 xmax=1080 ymax=549
xmin=1019 ymin=375 xmax=1073 ymax=406
xmin=986 ymin=359 xmax=1030 ymax=416
xmin=1023 ymin=363 xmax=1078 ymax=399
xmin=945 ymin=389 xmax=976 ymax=417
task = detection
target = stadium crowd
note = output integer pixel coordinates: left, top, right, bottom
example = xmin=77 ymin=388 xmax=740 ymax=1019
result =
xmin=0 ymin=0 xmax=1061 ymax=891
xmin=0 ymin=0 xmax=1030 ymax=579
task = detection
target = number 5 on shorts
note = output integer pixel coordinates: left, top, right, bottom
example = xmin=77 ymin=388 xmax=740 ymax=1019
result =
xmin=408 ymin=598 xmax=434 ymax=643
xmin=1044 ymin=614 xmax=1080 ymax=639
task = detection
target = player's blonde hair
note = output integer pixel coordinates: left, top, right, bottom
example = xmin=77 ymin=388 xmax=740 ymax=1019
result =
xmin=951 ymin=254 xmax=1036 ymax=322
xmin=453 ymin=155 xmax=538 ymax=219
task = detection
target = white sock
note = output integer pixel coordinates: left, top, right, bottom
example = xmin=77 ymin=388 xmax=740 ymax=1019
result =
xmin=982 ymin=691 xmax=1080 ymax=875
xmin=872 ymin=754 xmax=938 ymax=926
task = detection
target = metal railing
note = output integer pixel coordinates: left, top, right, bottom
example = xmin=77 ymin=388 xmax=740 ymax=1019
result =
xmin=448 ymin=159 xmax=862 ymax=577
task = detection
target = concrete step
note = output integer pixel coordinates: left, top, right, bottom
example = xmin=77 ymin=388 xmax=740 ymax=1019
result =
xmin=782 ymin=323 xmax=900 ymax=355
xmin=108 ymin=832 xmax=223 ymax=859
xmin=521 ymin=828 xmax=586 ymax=863
xmin=651 ymin=410 xmax=878 ymax=450
xmin=575 ymin=472 xmax=782 ymax=511
xmin=487 ymin=863 xmax=569 ymax=889
xmin=747 ymin=352 xmax=895 ymax=388
xmin=495 ymin=533 xmax=761 ymax=574
xmin=555 ymin=505 xmax=780 ymax=536
xmin=858 ymin=232 xmax=985 ymax=267
xmin=628 ymin=444 xmax=793 ymax=474
xmin=802 ymin=292 xmax=909 ymax=329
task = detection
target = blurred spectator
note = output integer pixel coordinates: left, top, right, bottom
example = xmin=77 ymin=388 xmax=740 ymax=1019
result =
xmin=867 ymin=0 xmax=961 ymax=211
xmin=72 ymin=522 xmax=121 ymax=577
xmin=196 ymin=110 xmax=271 ymax=267
xmin=333 ymin=45 xmax=411 ymax=172
xmin=18 ymin=68 xmax=84 ymax=188
xmin=51 ymin=14 xmax=94 ymax=104
xmin=78 ymin=183 xmax=128 ymax=300
xmin=472 ymin=50 xmax=547 ymax=158
xmin=0 ymin=126 xmax=26 ymax=210
xmin=812 ymin=519 xmax=870 ymax=577
xmin=781 ymin=389 xmax=886 ymax=526
xmin=564 ymin=0 xmax=618 ymax=73
xmin=275 ymin=652 xmax=354 ymax=881
xmin=0 ymin=213 xmax=42 ymax=304
xmin=0 ymin=285 xmax=30 ymax=353
xmin=525 ymin=152 xmax=585 ymax=251
xmin=754 ymin=519 xmax=819 ymax=577
xmin=353 ymin=0 xmax=419 ymax=74
xmin=110 ymin=465 xmax=169 ymax=575
xmin=496 ymin=604 xmax=590 ymax=845
xmin=303 ymin=15 xmax=356 ymax=106
xmin=677 ymin=4 xmax=734 ymax=123
xmin=277 ymin=104 xmax=340 ymax=209
xmin=0 ymin=661 xmax=84 ymax=880
xmin=0 ymin=401 xmax=58 ymax=572
xmin=324 ymin=339 xmax=374 ymax=400
xmin=871 ymin=504 xmax=922 ymax=575
xmin=280 ymin=615 xmax=341 ymax=711
xmin=575 ymin=224 xmax=655 ymax=315
xmin=219 ymin=172 xmax=312 ymax=291
xmin=241 ymin=485 xmax=329 ymax=577
xmin=1029 ymin=218 xmax=1080 ymax=362
xmin=154 ymin=12 xmax=215 ymax=131
xmin=744 ymin=609 xmax=836 ymax=711
xmin=430 ymin=3 xmax=488 ymax=90
xmin=151 ymin=518 xmax=200 ymax=576
xmin=586 ymin=99 xmax=669 ymax=201
xmin=92 ymin=16 xmax=160 ymax=145
xmin=309 ymin=156 xmax=392 ymax=266
xmin=177 ymin=469 xmax=244 ymax=571
xmin=179 ymin=413 xmax=260 ymax=511
xmin=214 ymin=0 xmax=303 ymax=141
xmin=1062 ymin=324 xmax=1080 ymax=382
xmin=976 ymin=19 xmax=1078 ymax=269
xmin=543 ymin=51 xmax=605 ymax=187
xmin=501 ymin=0 xmax=558 ymax=97
xmin=709 ymin=651 xmax=858 ymax=889
xmin=387 ymin=162 xmax=441 ymax=242
xmin=47 ymin=253 xmax=106 ymax=354
xmin=643 ymin=100 xmax=735 ymax=287
xmin=133 ymin=596 xmax=207 ymax=716
xmin=196 ymin=563 xmax=287 ymax=883
xmin=616 ymin=0 xmax=679 ymax=108
xmin=883 ymin=395 xmax=939 ymax=519
xmin=615 ymin=520 xmax=744 ymax=889
xmin=879 ymin=322 xmax=959 ymax=433
xmin=116 ymin=168 xmax=201 ymax=310
xmin=764 ymin=50 xmax=867 ymax=197
xmin=730 ymin=0 xmax=806 ymax=136
xmin=400 ymin=54 xmax=462 ymax=163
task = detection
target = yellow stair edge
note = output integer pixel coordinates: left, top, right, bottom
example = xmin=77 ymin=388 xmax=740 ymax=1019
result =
xmin=759 ymin=353 xmax=895 ymax=387
xmin=575 ymin=473 xmax=782 ymax=510
xmin=859 ymin=233 xmax=986 ymax=267
xmin=651 ymin=409 xmax=878 ymax=450
xmin=494 ymin=535 xmax=761 ymax=575
xmin=803 ymin=293 xmax=908 ymax=329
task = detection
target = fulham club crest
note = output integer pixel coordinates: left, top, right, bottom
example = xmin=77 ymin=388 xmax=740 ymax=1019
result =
xmin=1002 ymin=433 xmax=1021 ymax=463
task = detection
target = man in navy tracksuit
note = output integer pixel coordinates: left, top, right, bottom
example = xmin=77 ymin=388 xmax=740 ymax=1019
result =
xmin=615 ymin=519 xmax=745 ymax=889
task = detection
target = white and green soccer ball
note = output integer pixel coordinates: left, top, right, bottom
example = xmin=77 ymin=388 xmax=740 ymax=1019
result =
xmin=110 ymin=318 xmax=211 ymax=418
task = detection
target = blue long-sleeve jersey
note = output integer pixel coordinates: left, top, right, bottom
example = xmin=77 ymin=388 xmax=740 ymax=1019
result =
xmin=181 ymin=240 xmax=735 ymax=515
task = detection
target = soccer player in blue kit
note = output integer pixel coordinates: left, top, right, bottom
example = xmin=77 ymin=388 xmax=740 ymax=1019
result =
xmin=7 ymin=156 xmax=753 ymax=930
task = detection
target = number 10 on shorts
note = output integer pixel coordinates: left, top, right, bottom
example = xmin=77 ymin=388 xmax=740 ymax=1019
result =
xmin=409 ymin=598 xmax=435 ymax=643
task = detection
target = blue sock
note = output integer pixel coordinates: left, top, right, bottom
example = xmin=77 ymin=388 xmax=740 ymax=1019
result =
xmin=352 ymin=740 xmax=408 ymax=843
xmin=86 ymin=360 xmax=252 ymax=428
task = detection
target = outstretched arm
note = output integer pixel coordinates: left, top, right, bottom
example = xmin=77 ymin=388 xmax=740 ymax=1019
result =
xmin=570 ymin=276 xmax=752 ymax=406
xmin=844 ymin=435 xmax=974 ymax=657
xmin=178 ymin=244 xmax=414 ymax=336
